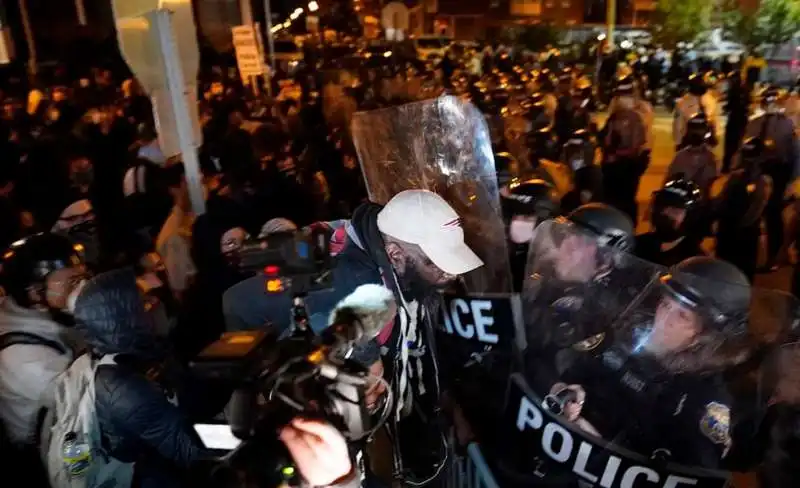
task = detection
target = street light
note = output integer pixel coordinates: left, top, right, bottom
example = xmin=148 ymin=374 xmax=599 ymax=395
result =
xmin=290 ymin=11 xmax=301 ymax=20
xmin=308 ymin=1 xmax=319 ymax=12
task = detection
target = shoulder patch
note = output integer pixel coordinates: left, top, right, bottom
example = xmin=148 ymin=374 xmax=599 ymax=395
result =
xmin=699 ymin=402 xmax=730 ymax=446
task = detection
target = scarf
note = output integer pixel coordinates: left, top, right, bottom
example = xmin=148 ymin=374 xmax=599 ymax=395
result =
xmin=348 ymin=204 xmax=435 ymax=419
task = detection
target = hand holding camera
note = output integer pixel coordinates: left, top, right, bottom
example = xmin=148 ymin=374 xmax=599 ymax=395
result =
xmin=279 ymin=418 xmax=353 ymax=487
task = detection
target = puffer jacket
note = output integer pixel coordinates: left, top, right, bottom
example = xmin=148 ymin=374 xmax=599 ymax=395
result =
xmin=73 ymin=268 xmax=205 ymax=488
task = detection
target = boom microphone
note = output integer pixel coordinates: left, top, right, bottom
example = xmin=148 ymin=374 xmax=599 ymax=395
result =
xmin=323 ymin=284 xmax=397 ymax=347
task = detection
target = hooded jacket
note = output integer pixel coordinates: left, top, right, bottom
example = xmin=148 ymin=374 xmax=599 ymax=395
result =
xmin=0 ymin=299 xmax=80 ymax=445
xmin=73 ymin=268 xmax=205 ymax=488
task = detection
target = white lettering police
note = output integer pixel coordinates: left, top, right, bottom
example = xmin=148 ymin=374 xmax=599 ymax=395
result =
xmin=516 ymin=396 xmax=699 ymax=488
xmin=441 ymin=298 xmax=499 ymax=344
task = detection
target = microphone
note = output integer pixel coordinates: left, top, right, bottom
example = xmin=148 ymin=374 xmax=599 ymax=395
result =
xmin=323 ymin=284 xmax=397 ymax=347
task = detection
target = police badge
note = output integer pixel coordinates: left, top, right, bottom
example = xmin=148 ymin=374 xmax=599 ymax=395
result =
xmin=699 ymin=402 xmax=730 ymax=446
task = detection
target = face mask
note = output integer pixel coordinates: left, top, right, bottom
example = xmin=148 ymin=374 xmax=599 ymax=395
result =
xmin=66 ymin=279 xmax=89 ymax=315
xmin=509 ymin=219 xmax=536 ymax=244
xmin=652 ymin=212 xmax=683 ymax=242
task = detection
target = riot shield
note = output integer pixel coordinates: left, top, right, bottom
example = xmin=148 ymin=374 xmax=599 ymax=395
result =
xmin=504 ymin=219 xmax=799 ymax=486
xmin=351 ymin=96 xmax=512 ymax=293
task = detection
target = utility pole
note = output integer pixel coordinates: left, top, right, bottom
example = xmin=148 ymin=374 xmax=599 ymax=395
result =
xmin=606 ymin=0 xmax=616 ymax=49
xmin=18 ymin=0 xmax=36 ymax=77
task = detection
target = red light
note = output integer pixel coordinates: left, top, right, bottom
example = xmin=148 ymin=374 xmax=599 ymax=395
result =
xmin=264 ymin=265 xmax=280 ymax=276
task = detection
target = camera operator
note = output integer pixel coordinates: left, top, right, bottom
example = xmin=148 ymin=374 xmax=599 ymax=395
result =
xmin=70 ymin=268 xmax=361 ymax=488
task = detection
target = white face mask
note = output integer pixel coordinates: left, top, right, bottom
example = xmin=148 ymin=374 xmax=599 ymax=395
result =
xmin=66 ymin=280 xmax=88 ymax=314
xmin=509 ymin=219 xmax=536 ymax=244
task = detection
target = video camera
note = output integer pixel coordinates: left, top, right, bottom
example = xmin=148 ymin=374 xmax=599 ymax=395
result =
xmin=190 ymin=284 xmax=396 ymax=487
xmin=234 ymin=226 xmax=334 ymax=295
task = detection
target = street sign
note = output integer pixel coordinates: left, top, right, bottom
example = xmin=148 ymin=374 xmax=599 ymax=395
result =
xmin=232 ymin=25 xmax=265 ymax=78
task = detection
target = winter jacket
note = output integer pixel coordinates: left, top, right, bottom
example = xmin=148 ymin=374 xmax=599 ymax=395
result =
xmin=0 ymin=298 xmax=81 ymax=445
xmin=73 ymin=268 xmax=206 ymax=488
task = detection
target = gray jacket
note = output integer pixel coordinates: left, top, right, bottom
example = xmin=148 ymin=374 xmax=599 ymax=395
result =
xmin=0 ymin=299 xmax=81 ymax=444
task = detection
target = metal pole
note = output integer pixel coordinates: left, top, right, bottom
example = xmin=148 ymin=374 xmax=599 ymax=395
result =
xmin=153 ymin=9 xmax=206 ymax=215
xmin=18 ymin=0 xmax=36 ymax=77
xmin=263 ymin=0 xmax=276 ymax=73
xmin=240 ymin=0 xmax=253 ymax=25
xmin=75 ymin=0 xmax=87 ymax=25
xmin=606 ymin=0 xmax=616 ymax=50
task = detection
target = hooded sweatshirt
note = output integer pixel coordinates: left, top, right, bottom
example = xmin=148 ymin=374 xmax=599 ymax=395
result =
xmin=0 ymin=298 xmax=80 ymax=444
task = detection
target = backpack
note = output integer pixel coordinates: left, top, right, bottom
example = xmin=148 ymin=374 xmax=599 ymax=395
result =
xmin=42 ymin=353 xmax=135 ymax=488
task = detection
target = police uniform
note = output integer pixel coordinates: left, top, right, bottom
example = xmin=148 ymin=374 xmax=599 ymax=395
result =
xmin=744 ymin=110 xmax=799 ymax=266
xmin=673 ymin=93 xmax=719 ymax=147
xmin=601 ymin=105 xmax=647 ymax=223
xmin=556 ymin=336 xmax=732 ymax=468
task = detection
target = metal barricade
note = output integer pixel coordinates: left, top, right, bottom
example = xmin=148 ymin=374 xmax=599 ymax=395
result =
xmin=443 ymin=443 xmax=500 ymax=488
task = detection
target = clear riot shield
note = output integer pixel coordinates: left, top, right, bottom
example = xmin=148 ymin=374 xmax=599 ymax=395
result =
xmin=503 ymin=218 xmax=798 ymax=487
xmin=351 ymin=95 xmax=512 ymax=293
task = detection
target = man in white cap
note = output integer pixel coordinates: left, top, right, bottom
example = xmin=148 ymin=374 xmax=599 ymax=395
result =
xmin=222 ymin=189 xmax=483 ymax=407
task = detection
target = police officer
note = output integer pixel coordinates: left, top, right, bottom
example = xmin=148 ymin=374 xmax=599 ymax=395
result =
xmin=744 ymin=85 xmax=799 ymax=271
xmin=714 ymin=137 xmax=772 ymax=282
xmin=550 ymin=256 xmax=750 ymax=469
xmin=600 ymin=75 xmax=648 ymax=223
xmin=560 ymin=129 xmax=604 ymax=214
xmin=533 ymin=70 xmax=558 ymax=122
xmin=673 ymin=72 xmax=719 ymax=149
xmin=501 ymin=178 xmax=560 ymax=291
xmin=666 ymin=112 xmax=719 ymax=198
xmin=554 ymin=68 xmax=577 ymax=145
xmin=636 ymin=177 xmax=706 ymax=267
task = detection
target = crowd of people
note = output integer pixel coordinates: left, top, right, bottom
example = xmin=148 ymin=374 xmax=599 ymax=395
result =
xmin=0 ymin=37 xmax=798 ymax=488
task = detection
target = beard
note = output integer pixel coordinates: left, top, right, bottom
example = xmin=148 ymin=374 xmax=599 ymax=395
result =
xmin=396 ymin=259 xmax=449 ymax=301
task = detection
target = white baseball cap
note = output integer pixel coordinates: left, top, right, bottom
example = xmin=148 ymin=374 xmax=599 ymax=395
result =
xmin=377 ymin=190 xmax=484 ymax=275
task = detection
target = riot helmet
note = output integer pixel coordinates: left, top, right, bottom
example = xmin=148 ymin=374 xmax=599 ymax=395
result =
xmin=557 ymin=67 xmax=574 ymax=94
xmin=1 ymin=233 xmax=87 ymax=311
xmin=536 ymin=69 xmax=556 ymax=93
xmin=562 ymin=129 xmax=595 ymax=173
xmin=683 ymin=112 xmax=712 ymax=147
xmin=651 ymin=178 xmax=703 ymax=242
xmin=501 ymin=178 xmax=559 ymax=221
xmin=567 ymin=203 xmax=635 ymax=253
xmin=527 ymin=126 xmax=559 ymax=162
xmin=760 ymin=85 xmax=782 ymax=111
xmin=495 ymin=152 xmax=521 ymax=188
xmin=613 ymin=74 xmax=636 ymax=97
xmin=573 ymin=76 xmax=593 ymax=109
xmin=501 ymin=178 xmax=559 ymax=245
xmin=523 ymin=92 xmax=551 ymax=130
xmin=688 ymin=73 xmax=708 ymax=96
xmin=659 ymin=256 xmax=750 ymax=337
